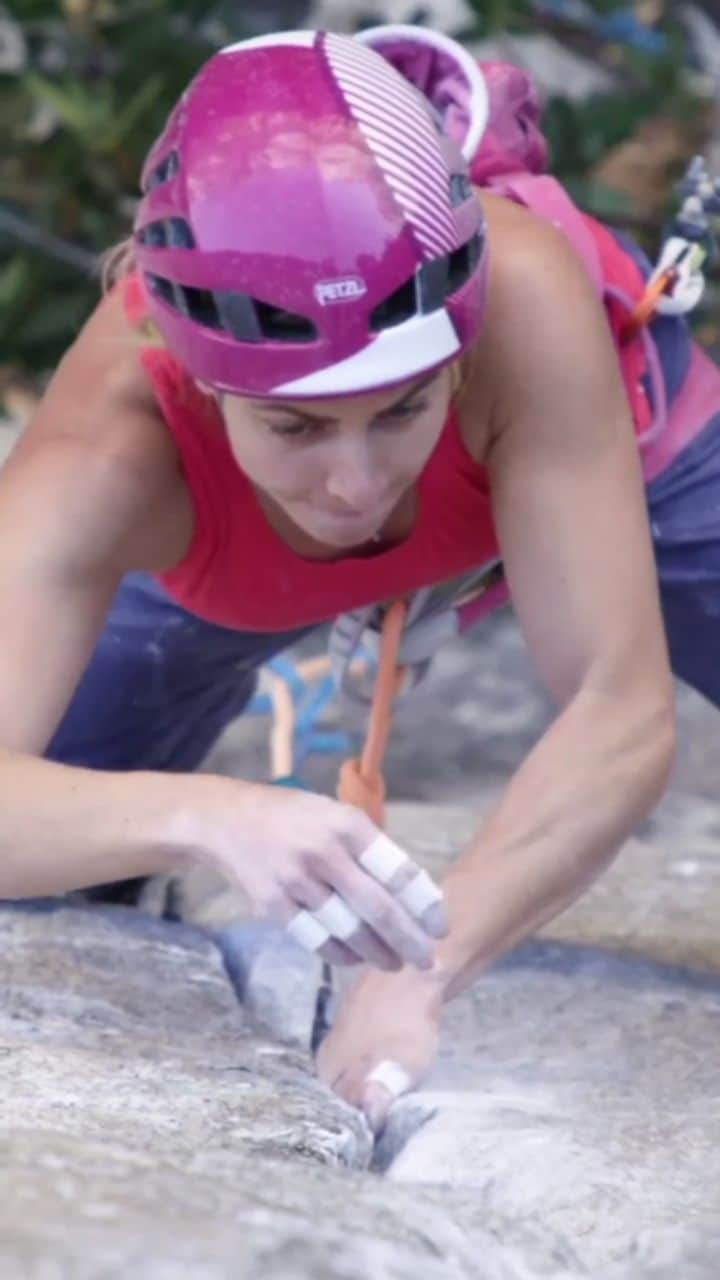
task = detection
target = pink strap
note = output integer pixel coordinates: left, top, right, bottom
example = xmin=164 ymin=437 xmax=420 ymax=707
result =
xmin=456 ymin=578 xmax=510 ymax=632
xmin=488 ymin=173 xmax=604 ymax=295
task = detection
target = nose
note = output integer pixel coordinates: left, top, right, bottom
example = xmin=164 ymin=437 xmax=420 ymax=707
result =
xmin=324 ymin=435 xmax=382 ymax=509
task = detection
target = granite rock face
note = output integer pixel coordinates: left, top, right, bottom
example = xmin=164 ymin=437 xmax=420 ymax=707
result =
xmin=3 ymin=852 xmax=720 ymax=1275
xmin=160 ymin=793 xmax=720 ymax=1057
xmin=0 ymin=901 xmax=591 ymax=1280
xmin=386 ymin=940 xmax=720 ymax=1269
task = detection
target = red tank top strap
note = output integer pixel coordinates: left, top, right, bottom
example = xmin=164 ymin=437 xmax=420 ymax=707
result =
xmin=142 ymin=346 xmax=237 ymax=595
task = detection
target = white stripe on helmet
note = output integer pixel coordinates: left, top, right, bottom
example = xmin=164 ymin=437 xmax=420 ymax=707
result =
xmin=272 ymin=308 xmax=460 ymax=397
xmin=324 ymin=33 xmax=456 ymax=260
xmin=221 ymin=31 xmax=317 ymax=54
xmin=354 ymin=24 xmax=490 ymax=164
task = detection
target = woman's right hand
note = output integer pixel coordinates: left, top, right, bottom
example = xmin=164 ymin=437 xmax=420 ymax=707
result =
xmin=190 ymin=778 xmax=449 ymax=972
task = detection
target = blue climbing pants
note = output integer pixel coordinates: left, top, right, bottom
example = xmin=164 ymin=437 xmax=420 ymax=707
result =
xmin=46 ymin=572 xmax=312 ymax=772
xmin=47 ymin=406 xmax=720 ymax=778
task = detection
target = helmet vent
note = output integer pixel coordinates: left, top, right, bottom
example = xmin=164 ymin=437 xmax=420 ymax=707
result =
xmin=144 ymin=274 xmax=317 ymax=344
xmin=446 ymin=231 xmax=482 ymax=295
xmin=144 ymin=149 xmax=180 ymax=193
xmin=254 ymin=300 xmax=317 ymax=343
xmin=369 ymin=276 xmax=417 ymax=332
xmin=449 ymin=174 xmax=473 ymax=208
xmin=146 ymin=274 xmax=221 ymax=329
xmin=373 ymin=231 xmax=484 ymax=329
xmin=137 ymin=218 xmax=195 ymax=249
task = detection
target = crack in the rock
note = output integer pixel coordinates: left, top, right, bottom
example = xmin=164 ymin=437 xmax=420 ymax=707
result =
xmin=310 ymin=961 xmax=335 ymax=1055
xmin=213 ymin=936 xmax=435 ymax=1177
xmin=371 ymin=1101 xmax=439 ymax=1174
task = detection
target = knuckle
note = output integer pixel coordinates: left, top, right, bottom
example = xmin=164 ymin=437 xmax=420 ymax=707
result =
xmin=372 ymin=902 xmax=397 ymax=932
xmin=252 ymin=892 xmax=284 ymax=920
xmin=283 ymin=875 xmax=308 ymax=900
xmin=301 ymin=847 xmax=330 ymax=879
xmin=335 ymin=807 xmax=377 ymax=852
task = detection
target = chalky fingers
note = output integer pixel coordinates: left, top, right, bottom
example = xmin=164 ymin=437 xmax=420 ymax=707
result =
xmin=328 ymin=840 xmax=442 ymax=971
xmin=287 ymin=887 xmax=401 ymax=970
xmin=359 ymin=834 xmax=449 ymax=939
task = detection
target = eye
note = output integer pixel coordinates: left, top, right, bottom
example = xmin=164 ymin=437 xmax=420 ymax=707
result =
xmin=268 ymin=420 xmax=317 ymax=439
xmin=377 ymin=399 xmax=428 ymax=424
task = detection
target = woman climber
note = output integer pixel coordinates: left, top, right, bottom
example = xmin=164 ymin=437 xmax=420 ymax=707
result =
xmin=2 ymin=25 xmax=717 ymax=1133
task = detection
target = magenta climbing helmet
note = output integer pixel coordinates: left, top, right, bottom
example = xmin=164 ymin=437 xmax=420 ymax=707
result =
xmin=133 ymin=29 xmax=490 ymax=398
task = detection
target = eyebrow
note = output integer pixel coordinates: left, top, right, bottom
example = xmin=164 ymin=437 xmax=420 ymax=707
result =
xmin=253 ymin=370 xmax=438 ymax=424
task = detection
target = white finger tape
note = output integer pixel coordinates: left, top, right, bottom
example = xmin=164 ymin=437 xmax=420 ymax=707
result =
xmin=366 ymin=1059 xmax=413 ymax=1100
xmin=396 ymin=869 xmax=443 ymax=918
xmin=287 ymin=909 xmax=331 ymax=953
xmin=359 ymin=834 xmax=410 ymax=886
xmin=312 ymin=893 xmax=361 ymax=942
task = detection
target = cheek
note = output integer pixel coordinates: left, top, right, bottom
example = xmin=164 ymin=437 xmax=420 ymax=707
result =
xmin=384 ymin=413 xmax=445 ymax=479
xmin=226 ymin=428 xmax=314 ymax=496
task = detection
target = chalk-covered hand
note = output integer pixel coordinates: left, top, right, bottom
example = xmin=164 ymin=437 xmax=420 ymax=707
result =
xmin=315 ymin=966 xmax=443 ymax=1134
xmin=191 ymin=778 xmax=448 ymax=972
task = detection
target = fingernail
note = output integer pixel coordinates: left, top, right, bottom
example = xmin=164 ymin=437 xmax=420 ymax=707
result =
xmin=423 ymin=903 xmax=449 ymax=939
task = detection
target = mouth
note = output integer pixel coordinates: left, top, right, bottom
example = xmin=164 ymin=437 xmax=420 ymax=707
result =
xmin=314 ymin=508 xmax=387 ymax=539
xmin=313 ymin=499 xmax=388 ymax=525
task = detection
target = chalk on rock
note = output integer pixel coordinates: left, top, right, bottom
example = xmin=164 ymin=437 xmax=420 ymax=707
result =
xmin=385 ymin=940 xmax=720 ymax=1271
xmin=216 ymin=919 xmax=325 ymax=1050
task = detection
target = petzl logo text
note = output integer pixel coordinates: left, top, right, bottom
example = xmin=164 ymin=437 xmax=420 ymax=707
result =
xmin=314 ymin=277 xmax=367 ymax=306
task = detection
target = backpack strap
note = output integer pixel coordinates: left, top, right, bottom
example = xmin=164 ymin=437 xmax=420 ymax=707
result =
xmin=491 ymin=175 xmax=668 ymax=448
xmin=487 ymin=171 xmax=605 ymax=296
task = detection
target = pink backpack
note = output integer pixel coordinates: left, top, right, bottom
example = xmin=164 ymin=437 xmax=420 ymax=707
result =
xmin=356 ymin=25 xmax=666 ymax=448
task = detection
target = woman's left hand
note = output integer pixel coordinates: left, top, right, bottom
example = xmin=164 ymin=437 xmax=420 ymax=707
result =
xmin=315 ymin=966 xmax=443 ymax=1134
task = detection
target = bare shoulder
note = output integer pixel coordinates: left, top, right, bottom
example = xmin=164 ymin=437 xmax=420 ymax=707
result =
xmin=9 ymin=286 xmax=192 ymax=572
xmin=457 ymin=191 xmax=618 ymax=460
xmin=26 ymin=286 xmax=174 ymax=463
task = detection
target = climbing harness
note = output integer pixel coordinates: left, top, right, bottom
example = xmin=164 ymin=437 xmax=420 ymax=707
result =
xmin=251 ymin=561 xmax=507 ymax=826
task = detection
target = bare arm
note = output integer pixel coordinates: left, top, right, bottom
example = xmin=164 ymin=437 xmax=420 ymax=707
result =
xmin=427 ymin=213 xmax=675 ymax=1002
xmin=0 ymin=333 xmax=202 ymax=894
xmin=0 ymin=304 xmax=442 ymax=975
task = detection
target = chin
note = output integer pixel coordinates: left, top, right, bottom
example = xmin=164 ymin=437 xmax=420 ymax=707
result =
xmin=309 ymin=523 xmax=370 ymax=549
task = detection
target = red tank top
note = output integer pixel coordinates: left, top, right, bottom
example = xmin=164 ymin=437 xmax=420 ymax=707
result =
xmin=123 ymin=217 xmax=657 ymax=632
xmin=131 ymin=342 xmax=499 ymax=629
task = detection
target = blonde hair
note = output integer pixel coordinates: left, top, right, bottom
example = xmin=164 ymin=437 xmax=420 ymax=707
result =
xmin=449 ymin=355 xmax=472 ymax=405
xmin=100 ymin=236 xmax=136 ymax=294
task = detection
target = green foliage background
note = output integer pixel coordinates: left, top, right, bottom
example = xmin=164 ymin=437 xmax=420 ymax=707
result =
xmin=0 ymin=0 xmax=711 ymax=375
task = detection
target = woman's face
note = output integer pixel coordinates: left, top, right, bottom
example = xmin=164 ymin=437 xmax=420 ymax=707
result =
xmin=220 ymin=367 xmax=452 ymax=548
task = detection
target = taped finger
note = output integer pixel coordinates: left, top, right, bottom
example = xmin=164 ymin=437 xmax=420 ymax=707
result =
xmin=365 ymin=1059 xmax=413 ymax=1100
xmin=318 ymin=938 xmax=361 ymax=967
xmin=396 ymin=869 xmax=443 ymax=918
xmin=358 ymin=833 xmax=410 ymax=885
xmin=287 ymin=909 xmax=331 ymax=953
xmin=312 ymin=892 xmax=362 ymax=942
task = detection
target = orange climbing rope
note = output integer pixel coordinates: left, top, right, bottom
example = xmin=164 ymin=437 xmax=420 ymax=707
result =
xmin=336 ymin=598 xmax=408 ymax=828
xmin=619 ymin=267 xmax=679 ymax=346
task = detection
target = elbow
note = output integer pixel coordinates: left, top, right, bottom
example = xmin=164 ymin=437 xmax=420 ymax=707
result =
xmin=632 ymin=692 xmax=676 ymax=813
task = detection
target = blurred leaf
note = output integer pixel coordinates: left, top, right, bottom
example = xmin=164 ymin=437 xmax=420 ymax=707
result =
xmin=0 ymin=256 xmax=31 ymax=309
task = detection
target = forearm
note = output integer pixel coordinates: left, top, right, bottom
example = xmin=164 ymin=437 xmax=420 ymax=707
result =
xmin=431 ymin=689 xmax=674 ymax=1002
xmin=0 ymin=749 xmax=242 ymax=897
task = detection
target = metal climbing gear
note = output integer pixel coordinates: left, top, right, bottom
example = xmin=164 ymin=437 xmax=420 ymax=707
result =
xmin=328 ymin=561 xmax=506 ymax=707
xmin=622 ymin=156 xmax=720 ymax=344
